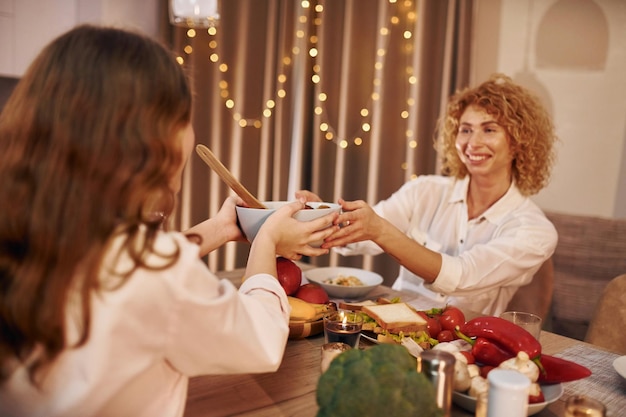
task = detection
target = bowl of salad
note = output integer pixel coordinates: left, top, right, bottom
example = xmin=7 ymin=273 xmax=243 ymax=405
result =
xmin=304 ymin=266 xmax=383 ymax=300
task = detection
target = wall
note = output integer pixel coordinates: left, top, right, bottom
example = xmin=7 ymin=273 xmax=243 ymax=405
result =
xmin=471 ymin=0 xmax=626 ymax=218
xmin=0 ymin=0 xmax=161 ymax=78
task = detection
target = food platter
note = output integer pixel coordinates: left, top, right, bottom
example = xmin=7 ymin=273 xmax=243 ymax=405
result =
xmin=288 ymin=318 xmax=324 ymax=339
xmin=452 ymin=383 xmax=563 ymax=416
xmin=304 ymin=267 xmax=383 ymax=299
xmin=613 ymin=355 xmax=626 ymax=379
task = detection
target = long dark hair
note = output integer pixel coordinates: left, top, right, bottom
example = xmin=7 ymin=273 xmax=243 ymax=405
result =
xmin=0 ymin=25 xmax=192 ymax=384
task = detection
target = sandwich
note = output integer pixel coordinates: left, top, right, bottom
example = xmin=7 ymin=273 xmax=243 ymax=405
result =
xmin=360 ymin=302 xmax=429 ymax=345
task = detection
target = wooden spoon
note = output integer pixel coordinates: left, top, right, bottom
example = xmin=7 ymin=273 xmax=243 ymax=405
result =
xmin=195 ymin=144 xmax=266 ymax=209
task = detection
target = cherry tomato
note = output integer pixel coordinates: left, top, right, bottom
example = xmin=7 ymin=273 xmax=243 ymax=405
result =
xmin=437 ymin=329 xmax=455 ymax=343
xmin=439 ymin=306 xmax=466 ymax=332
xmin=418 ymin=311 xmax=442 ymax=339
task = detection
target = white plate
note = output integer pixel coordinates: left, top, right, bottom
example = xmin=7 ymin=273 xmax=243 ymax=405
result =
xmin=304 ymin=267 xmax=383 ymax=299
xmin=613 ymin=355 xmax=626 ymax=379
xmin=452 ymin=383 xmax=563 ymax=416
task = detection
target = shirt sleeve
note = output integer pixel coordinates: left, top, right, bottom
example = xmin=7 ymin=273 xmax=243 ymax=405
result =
xmin=161 ymin=235 xmax=289 ymax=377
xmin=428 ymin=210 xmax=558 ymax=295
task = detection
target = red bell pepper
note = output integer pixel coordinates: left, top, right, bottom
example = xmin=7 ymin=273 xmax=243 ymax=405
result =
xmin=460 ymin=316 xmax=542 ymax=360
xmin=455 ymin=326 xmax=516 ymax=366
xmin=537 ymin=354 xmax=592 ymax=384
xmin=472 ymin=337 xmax=516 ymax=366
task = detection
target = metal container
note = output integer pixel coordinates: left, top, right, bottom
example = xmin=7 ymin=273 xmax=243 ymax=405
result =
xmin=416 ymin=350 xmax=456 ymax=417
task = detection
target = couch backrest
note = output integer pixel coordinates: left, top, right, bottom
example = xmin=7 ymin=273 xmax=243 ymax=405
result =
xmin=545 ymin=211 xmax=626 ymax=340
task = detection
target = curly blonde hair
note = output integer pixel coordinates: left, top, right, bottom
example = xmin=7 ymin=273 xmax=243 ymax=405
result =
xmin=436 ymin=73 xmax=557 ymax=196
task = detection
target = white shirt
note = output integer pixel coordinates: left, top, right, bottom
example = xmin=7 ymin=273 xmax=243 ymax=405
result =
xmin=335 ymin=175 xmax=557 ymax=316
xmin=0 ymin=231 xmax=290 ymax=417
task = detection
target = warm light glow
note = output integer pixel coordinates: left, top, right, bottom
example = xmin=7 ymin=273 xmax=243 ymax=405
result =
xmin=309 ymin=47 xmax=318 ymax=57
xmin=409 ymin=140 xmax=417 ymax=148
xmin=360 ymin=108 xmax=369 ymax=117
xmin=354 ymin=137 xmax=363 ymax=146
xmin=312 ymin=74 xmax=320 ymax=83
xmin=314 ymin=106 xmax=323 ymax=115
xmin=210 ymin=53 xmax=219 ymax=62
xmin=362 ymin=123 xmax=371 ymax=132
xmin=225 ymin=99 xmax=234 ymax=109
xmin=266 ymin=99 xmax=276 ymax=109
xmin=184 ymin=45 xmax=193 ymax=54
xmin=318 ymin=93 xmax=327 ymax=101
xmin=320 ymin=123 xmax=329 ymax=132
xmin=187 ymin=29 xmax=196 ymax=37
xmin=340 ymin=140 xmax=348 ymax=148
xmin=176 ymin=56 xmax=184 ymax=65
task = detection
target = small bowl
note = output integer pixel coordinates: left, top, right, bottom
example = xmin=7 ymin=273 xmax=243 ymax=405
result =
xmin=304 ymin=267 xmax=383 ymax=300
xmin=288 ymin=318 xmax=324 ymax=339
xmin=235 ymin=201 xmax=341 ymax=246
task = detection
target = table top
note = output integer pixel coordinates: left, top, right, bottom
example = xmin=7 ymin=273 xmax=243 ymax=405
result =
xmin=184 ymin=267 xmax=626 ymax=417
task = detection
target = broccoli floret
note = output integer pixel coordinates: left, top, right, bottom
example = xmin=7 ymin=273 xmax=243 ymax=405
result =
xmin=316 ymin=344 xmax=444 ymax=417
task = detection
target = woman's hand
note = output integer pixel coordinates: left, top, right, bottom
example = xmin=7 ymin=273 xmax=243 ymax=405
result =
xmin=213 ymin=196 xmax=247 ymax=242
xmin=183 ymin=196 xmax=246 ymax=257
xmin=294 ymin=190 xmax=324 ymax=203
xmin=321 ymin=198 xmax=388 ymax=248
xmin=256 ymin=200 xmax=339 ymax=260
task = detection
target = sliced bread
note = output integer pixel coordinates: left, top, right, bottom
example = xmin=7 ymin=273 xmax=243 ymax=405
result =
xmin=362 ymin=302 xmax=427 ymax=334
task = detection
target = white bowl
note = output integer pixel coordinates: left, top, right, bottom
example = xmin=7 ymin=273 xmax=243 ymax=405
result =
xmin=235 ymin=201 xmax=340 ymax=246
xmin=304 ymin=267 xmax=383 ymax=300
xmin=452 ymin=383 xmax=563 ymax=416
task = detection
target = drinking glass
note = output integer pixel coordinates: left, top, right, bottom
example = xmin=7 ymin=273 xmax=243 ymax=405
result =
xmin=564 ymin=395 xmax=606 ymax=417
xmin=500 ymin=311 xmax=542 ymax=340
xmin=323 ymin=311 xmax=363 ymax=348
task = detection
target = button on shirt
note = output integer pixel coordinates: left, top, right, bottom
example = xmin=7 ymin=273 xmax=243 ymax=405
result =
xmin=335 ymin=175 xmax=557 ymax=316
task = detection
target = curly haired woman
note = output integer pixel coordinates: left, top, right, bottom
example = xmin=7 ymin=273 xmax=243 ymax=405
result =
xmin=0 ymin=25 xmax=337 ymax=417
xmin=298 ymin=74 xmax=558 ymax=316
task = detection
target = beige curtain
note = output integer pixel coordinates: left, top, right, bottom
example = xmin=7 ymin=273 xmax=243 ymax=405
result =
xmin=167 ymin=0 xmax=473 ymax=285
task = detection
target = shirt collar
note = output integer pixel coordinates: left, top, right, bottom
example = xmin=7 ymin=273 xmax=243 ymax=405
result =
xmin=448 ymin=176 xmax=526 ymax=224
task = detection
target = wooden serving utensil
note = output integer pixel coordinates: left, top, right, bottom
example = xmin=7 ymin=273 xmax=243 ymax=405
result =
xmin=195 ymin=144 xmax=266 ymax=209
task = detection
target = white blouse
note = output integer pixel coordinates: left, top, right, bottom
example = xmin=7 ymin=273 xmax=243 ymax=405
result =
xmin=335 ymin=175 xmax=557 ymax=316
xmin=0 ymin=231 xmax=290 ymax=417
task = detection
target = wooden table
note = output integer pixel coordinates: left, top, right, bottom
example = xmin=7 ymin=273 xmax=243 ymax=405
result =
xmin=184 ymin=268 xmax=625 ymax=417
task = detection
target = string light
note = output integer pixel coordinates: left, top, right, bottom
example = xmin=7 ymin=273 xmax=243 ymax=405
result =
xmin=175 ymin=0 xmax=418 ymax=159
xmin=313 ymin=0 xmax=417 ymax=149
